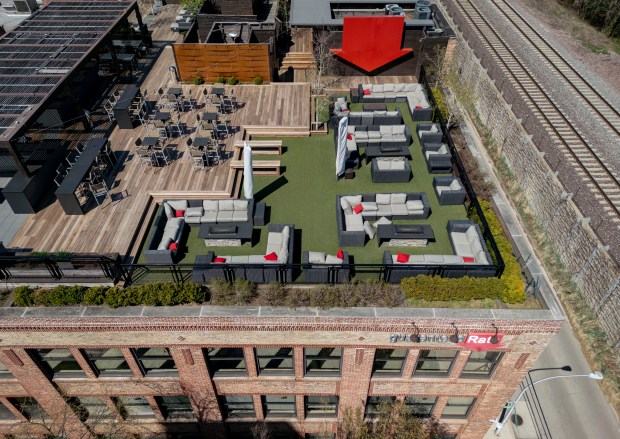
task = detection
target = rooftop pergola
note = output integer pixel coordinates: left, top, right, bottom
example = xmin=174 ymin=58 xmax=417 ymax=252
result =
xmin=0 ymin=0 xmax=141 ymax=173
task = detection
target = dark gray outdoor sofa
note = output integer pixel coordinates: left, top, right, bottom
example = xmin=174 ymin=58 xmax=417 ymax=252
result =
xmin=302 ymin=250 xmax=350 ymax=283
xmin=416 ymin=123 xmax=443 ymax=145
xmin=195 ymin=224 xmax=295 ymax=283
xmin=144 ymin=204 xmax=185 ymax=264
xmin=423 ymin=142 xmax=453 ymax=173
xmin=337 ymin=193 xmax=431 ymax=247
xmin=371 ymin=158 xmax=412 ymax=183
xmin=382 ymin=220 xmax=495 ymax=282
xmin=433 ymin=176 xmax=467 ymax=205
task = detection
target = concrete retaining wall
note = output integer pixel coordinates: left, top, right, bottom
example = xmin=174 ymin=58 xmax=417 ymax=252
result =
xmin=440 ymin=0 xmax=620 ymax=350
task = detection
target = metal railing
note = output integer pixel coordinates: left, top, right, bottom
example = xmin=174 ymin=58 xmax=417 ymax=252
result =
xmin=420 ymin=65 xmax=505 ymax=274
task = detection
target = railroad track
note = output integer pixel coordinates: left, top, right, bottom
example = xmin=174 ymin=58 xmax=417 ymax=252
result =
xmin=489 ymin=0 xmax=620 ymax=138
xmin=450 ymin=0 xmax=620 ymax=223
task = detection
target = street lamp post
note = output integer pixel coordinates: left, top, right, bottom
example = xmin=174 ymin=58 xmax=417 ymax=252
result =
xmin=493 ymin=371 xmax=603 ymax=436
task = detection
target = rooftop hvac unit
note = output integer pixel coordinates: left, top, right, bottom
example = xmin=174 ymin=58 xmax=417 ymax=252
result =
xmin=416 ymin=0 xmax=431 ymax=7
xmin=13 ymin=0 xmax=38 ymax=13
xmin=414 ymin=6 xmax=431 ymax=20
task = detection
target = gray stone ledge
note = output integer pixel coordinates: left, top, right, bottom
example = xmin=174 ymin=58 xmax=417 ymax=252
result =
xmin=0 ymin=306 xmax=562 ymax=321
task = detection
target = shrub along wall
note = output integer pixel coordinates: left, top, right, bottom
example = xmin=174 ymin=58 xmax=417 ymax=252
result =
xmin=401 ymin=275 xmax=503 ymax=301
xmin=470 ymin=200 xmax=527 ymax=303
xmin=13 ymin=284 xmax=207 ymax=308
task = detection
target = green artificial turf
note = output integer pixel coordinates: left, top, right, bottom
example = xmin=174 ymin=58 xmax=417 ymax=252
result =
xmin=138 ymin=102 xmax=469 ymax=265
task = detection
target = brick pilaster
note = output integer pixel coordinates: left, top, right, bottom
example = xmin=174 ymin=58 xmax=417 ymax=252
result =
xmin=433 ymin=396 xmax=448 ymax=419
xmin=294 ymin=347 xmax=304 ymax=378
xmin=169 ymin=347 xmax=221 ymax=422
xmin=401 ymin=349 xmax=418 ymax=378
xmin=68 ymin=348 xmax=97 ymax=379
xmin=295 ymin=395 xmax=305 ymax=421
xmin=253 ymin=395 xmax=264 ymax=420
xmin=244 ymin=347 xmax=258 ymax=378
xmin=0 ymin=349 xmax=91 ymax=439
xmin=449 ymin=351 xmax=471 ymax=380
xmin=120 ymin=348 xmax=143 ymax=378
xmin=338 ymin=348 xmax=374 ymax=420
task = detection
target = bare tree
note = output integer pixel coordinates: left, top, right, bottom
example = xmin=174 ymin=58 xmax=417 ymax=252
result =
xmin=424 ymin=46 xmax=449 ymax=89
xmin=310 ymin=30 xmax=336 ymax=127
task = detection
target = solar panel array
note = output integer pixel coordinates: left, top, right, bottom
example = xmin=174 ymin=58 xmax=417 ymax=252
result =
xmin=0 ymin=1 xmax=133 ymax=139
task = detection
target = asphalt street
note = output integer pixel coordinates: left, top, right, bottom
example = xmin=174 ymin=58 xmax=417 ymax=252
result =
xmin=510 ymin=322 xmax=620 ymax=439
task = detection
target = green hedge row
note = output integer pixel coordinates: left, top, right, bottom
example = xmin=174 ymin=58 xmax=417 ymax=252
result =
xmin=13 ymin=283 xmax=207 ymax=308
xmin=401 ymin=275 xmax=503 ymax=301
xmin=470 ymin=200 xmax=527 ymax=303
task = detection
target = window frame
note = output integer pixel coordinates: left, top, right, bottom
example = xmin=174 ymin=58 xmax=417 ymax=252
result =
xmin=204 ymin=347 xmax=247 ymax=377
xmin=0 ymin=401 xmax=16 ymax=421
xmin=29 ymin=348 xmax=86 ymax=379
xmin=118 ymin=396 xmax=157 ymax=419
xmin=9 ymin=397 xmax=49 ymax=420
xmin=73 ymin=396 xmax=114 ymax=420
xmin=0 ymin=360 xmax=13 ymax=379
xmin=82 ymin=348 xmax=133 ymax=378
xmin=372 ymin=349 xmax=408 ymax=377
xmin=403 ymin=396 xmax=437 ymax=418
xmin=304 ymin=348 xmax=343 ymax=377
xmin=133 ymin=348 xmax=178 ymax=377
xmin=364 ymin=396 xmax=396 ymax=418
xmin=219 ymin=395 xmax=256 ymax=419
xmin=460 ymin=351 xmax=503 ymax=379
xmin=254 ymin=347 xmax=294 ymax=376
xmin=441 ymin=397 xmax=477 ymax=419
xmin=304 ymin=395 xmax=339 ymax=418
xmin=156 ymin=395 xmax=196 ymax=421
xmin=413 ymin=349 xmax=458 ymax=377
xmin=261 ymin=395 xmax=296 ymax=419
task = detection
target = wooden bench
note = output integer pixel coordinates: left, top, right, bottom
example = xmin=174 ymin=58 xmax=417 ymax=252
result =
xmin=233 ymin=140 xmax=283 ymax=155
xmin=230 ymin=160 xmax=281 ymax=176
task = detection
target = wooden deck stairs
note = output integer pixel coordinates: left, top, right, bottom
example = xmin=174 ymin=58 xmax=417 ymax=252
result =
xmin=281 ymin=52 xmax=315 ymax=70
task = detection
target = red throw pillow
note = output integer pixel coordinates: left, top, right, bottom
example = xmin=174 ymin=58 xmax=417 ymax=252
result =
xmin=168 ymin=242 xmax=178 ymax=251
xmin=342 ymin=109 xmax=350 ymax=113
xmin=415 ymin=105 xmax=423 ymax=109
xmin=346 ymin=133 xmax=353 ymax=140
xmin=337 ymin=248 xmax=344 ymax=259
xmin=175 ymin=210 xmax=185 ymax=218
xmin=363 ymin=89 xmax=372 ymax=95
xmin=214 ymin=257 xmax=227 ymax=263
xmin=397 ymin=252 xmax=410 ymax=263
xmin=264 ymin=252 xmax=278 ymax=261
xmin=353 ymin=204 xmax=363 ymax=214
xmin=462 ymin=256 xmax=475 ymax=263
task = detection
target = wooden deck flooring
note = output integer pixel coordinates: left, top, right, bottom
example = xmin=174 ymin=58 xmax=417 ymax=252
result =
xmin=8 ymin=12 xmax=310 ymax=257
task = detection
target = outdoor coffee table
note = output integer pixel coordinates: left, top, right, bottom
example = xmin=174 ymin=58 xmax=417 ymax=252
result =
xmin=377 ymin=224 xmax=435 ymax=247
xmin=363 ymin=103 xmax=387 ymax=111
xmin=202 ymin=112 xmax=219 ymax=122
xmin=198 ymin=222 xmax=253 ymax=246
xmin=167 ymin=87 xmax=182 ymax=96
xmin=211 ymin=87 xmax=225 ymax=97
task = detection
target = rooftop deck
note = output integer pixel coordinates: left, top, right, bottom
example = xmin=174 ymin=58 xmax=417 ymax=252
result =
xmin=8 ymin=8 xmax=310 ymax=257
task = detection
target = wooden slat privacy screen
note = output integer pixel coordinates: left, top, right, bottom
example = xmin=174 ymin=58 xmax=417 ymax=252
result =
xmin=173 ymin=43 xmax=271 ymax=83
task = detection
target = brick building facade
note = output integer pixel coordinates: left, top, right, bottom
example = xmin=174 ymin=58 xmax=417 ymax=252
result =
xmin=0 ymin=306 xmax=563 ymax=438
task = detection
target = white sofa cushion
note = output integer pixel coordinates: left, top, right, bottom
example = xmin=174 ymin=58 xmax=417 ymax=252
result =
xmin=391 ymin=203 xmax=408 ymax=216
xmin=232 ymin=211 xmax=248 ymax=222
xmin=361 ymin=202 xmax=378 ymax=211
xmin=203 ymin=200 xmax=219 ymax=211
xmin=406 ymin=200 xmax=424 ymax=211
xmin=391 ymin=193 xmax=407 ymax=204
xmin=342 ymin=195 xmax=362 ymax=206
xmin=376 ymin=193 xmax=391 ymax=204
xmin=394 ymin=83 xmax=406 ymax=93
xmin=373 ymin=216 xmax=392 ymax=228
xmin=436 ymin=185 xmax=450 ymax=195
xmin=465 ymin=227 xmax=479 ymax=243
xmin=167 ymin=200 xmax=188 ymax=211
xmin=308 ymin=252 xmax=326 ymax=264
xmin=451 ymin=232 xmax=469 ymax=247
xmin=185 ymin=207 xmax=203 ymax=217
xmin=356 ymin=131 xmax=368 ymax=140
xmin=325 ymin=255 xmax=343 ymax=264
xmin=233 ymin=200 xmax=249 ymax=210
xmin=157 ymin=237 xmax=173 ymax=250
xmin=345 ymin=214 xmax=364 ymax=231
xmin=376 ymin=159 xmax=391 ymax=170
xmin=216 ymin=211 xmax=234 ymax=222
xmin=373 ymin=84 xmax=384 ymax=93
xmin=404 ymin=84 xmax=417 ymax=92
xmin=219 ymin=200 xmax=234 ymax=211
xmin=379 ymin=125 xmax=393 ymax=135
xmin=476 ymin=250 xmax=489 ymax=265
xmin=200 ymin=211 xmax=217 ymax=223
xmin=449 ymin=180 xmax=462 ymax=190
xmin=363 ymin=221 xmax=375 ymax=239
xmin=377 ymin=205 xmax=392 ymax=217
xmin=383 ymin=84 xmax=394 ymax=92
xmin=368 ymin=131 xmax=382 ymax=139
xmin=163 ymin=203 xmax=174 ymax=219
xmin=340 ymin=197 xmax=353 ymax=215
